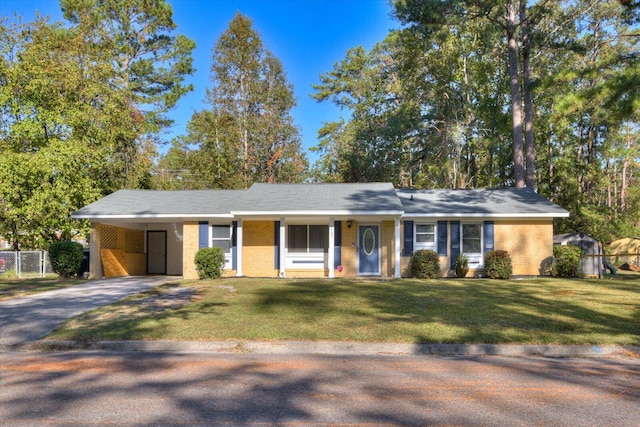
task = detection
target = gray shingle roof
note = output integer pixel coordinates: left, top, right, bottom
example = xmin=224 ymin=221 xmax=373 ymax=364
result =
xmin=72 ymin=189 xmax=244 ymax=218
xmin=72 ymin=184 xmax=569 ymax=220
xmin=397 ymin=188 xmax=569 ymax=217
xmin=234 ymin=183 xmax=404 ymax=215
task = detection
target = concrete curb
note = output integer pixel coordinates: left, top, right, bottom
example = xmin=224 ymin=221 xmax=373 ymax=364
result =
xmin=13 ymin=340 xmax=640 ymax=358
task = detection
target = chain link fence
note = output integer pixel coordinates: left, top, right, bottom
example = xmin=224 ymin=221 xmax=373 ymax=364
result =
xmin=0 ymin=251 xmax=54 ymax=278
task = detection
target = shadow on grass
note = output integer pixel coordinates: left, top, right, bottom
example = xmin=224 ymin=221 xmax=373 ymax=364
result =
xmin=252 ymin=277 xmax=640 ymax=345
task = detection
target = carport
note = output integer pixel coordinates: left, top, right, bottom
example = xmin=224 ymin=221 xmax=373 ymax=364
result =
xmin=87 ymin=221 xmax=184 ymax=279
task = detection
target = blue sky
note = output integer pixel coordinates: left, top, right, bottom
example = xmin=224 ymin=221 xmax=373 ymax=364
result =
xmin=1 ymin=0 xmax=399 ymax=164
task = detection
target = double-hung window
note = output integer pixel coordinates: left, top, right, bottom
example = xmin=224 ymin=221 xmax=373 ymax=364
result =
xmin=415 ymin=223 xmax=436 ymax=251
xmin=211 ymin=225 xmax=232 ymax=269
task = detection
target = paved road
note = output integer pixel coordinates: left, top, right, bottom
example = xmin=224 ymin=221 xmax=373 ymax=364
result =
xmin=0 ymin=276 xmax=173 ymax=346
xmin=1 ymin=351 xmax=638 ymax=426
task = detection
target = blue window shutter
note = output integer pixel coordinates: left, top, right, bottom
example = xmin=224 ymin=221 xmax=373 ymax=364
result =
xmin=274 ymin=221 xmax=280 ymax=270
xmin=334 ymin=221 xmax=342 ymax=268
xmin=437 ymin=221 xmax=448 ymax=256
xmin=198 ymin=221 xmax=208 ymax=249
xmin=484 ymin=221 xmax=494 ymax=255
xmin=403 ymin=221 xmax=414 ymax=256
xmin=232 ymin=221 xmax=237 ymax=270
xmin=450 ymin=221 xmax=460 ymax=269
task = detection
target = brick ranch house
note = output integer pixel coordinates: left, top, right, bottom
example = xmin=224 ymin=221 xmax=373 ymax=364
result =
xmin=71 ymin=183 xmax=569 ymax=280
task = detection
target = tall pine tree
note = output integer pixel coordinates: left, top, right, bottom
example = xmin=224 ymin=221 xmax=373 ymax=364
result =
xmin=183 ymin=12 xmax=307 ymax=188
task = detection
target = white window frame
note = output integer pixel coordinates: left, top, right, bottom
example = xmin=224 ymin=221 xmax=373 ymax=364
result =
xmin=285 ymin=223 xmax=329 ymax=269
xmin=210 ymin=224 xmax=233 ymax=270
xmin=461 ymin=223 xmax=483 ymax=267
xmin=414 ymin=223 xmax=437 ymax=252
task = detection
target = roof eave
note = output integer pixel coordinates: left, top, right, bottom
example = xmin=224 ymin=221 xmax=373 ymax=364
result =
xmin=402 ymin=212 xmax=570 ymax=218
xmin=232 ymin=210 xmax=404 ymax=217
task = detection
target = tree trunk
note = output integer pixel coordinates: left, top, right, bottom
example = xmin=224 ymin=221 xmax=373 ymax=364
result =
xmin=507 ymin=1 xmax=525 ymax=188
xmin=520 ymin=0 xmax=535 ymax=189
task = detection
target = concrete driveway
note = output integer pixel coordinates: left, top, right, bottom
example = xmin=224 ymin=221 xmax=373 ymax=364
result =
xmin=0 ymin=276 xmax=175 ymax=347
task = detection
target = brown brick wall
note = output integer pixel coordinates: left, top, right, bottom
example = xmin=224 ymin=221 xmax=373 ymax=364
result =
xmin=243 ymin=221 xmax=278 ymax=277
xmin=182 ymin=221 xmax=199 ymax=280
xmin=381 ymin=220 xmax=395 ymax=277
xmin=495 ymin=220 xmax=554 ymax=276
xmin=338 ymin=221 xmax=357 ymax=277
xmin=400 ymin=220 xmax=554 ymax=277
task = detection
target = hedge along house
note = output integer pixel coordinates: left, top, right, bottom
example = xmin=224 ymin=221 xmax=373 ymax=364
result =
xmin=71 ymin=183 xmax=569 ymax=280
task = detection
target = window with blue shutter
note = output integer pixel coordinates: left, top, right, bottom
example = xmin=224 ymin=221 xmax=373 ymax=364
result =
xmin=450 ymin=221 xmax=460 ymax=269
xmin=483 ymin=221 xmax=494 ymax=255
xmin=232 ymin=221 xmax=237 ymax=270
xmin=437 ymin=221 xmax=447 ymax=256
xmin=274 ymin=221 xmax=280 ymax=270
xmin=403 ymin=221 xmax=414 ymax=256
xmin=198 ymin=221 xmax=208 ymax=249
xmin=334 ymin=221 xmax=342 ymax=268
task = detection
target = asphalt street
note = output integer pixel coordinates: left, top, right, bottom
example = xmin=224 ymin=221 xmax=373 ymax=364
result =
xmin=1 ymin=351 xmax=639 ymax=426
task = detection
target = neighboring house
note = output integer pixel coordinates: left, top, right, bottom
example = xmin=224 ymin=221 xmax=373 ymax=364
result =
xmin=71 ymin=183 xmax=569 ymax=279
xmin=606 ymin=237 xmax=640 ymax=266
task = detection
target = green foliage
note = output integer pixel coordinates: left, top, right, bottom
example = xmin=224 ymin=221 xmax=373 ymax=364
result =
xmin=455 ymin=254 xmax=469 ymax=278
xmin=1 ymin=2 xmax=194 ymax=246
xmin=60 ymin=0 xmax=195 ymax=133
xmin=410 ymin=249 xmax=441 ymax=279
xmin=179 ymin=12 xmax=308 ymax=189
xmin=312 ymin=0 xmax=639 ymax=241
xmin=552 ymin=245 xmax=583 ymax=278
xmin=484 ymin=250 xmax=512 ymax=279
xmin=49 ymin=241 xmax=84 ymax=278
xmin=194 ymin=247 xmax=226 ymax=280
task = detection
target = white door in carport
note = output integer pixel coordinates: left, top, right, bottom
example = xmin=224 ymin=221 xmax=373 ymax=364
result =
xmin=147 ymin=231 xmax=167 ymax=274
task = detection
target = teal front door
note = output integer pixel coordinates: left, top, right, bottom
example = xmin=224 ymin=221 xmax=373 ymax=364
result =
xmin=358 ymin=225 xmax=380 ymax=275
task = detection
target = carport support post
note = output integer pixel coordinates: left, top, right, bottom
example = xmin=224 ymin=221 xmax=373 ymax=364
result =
xmin=89 ymin=222 xmax=103 ymax=280
xmin=394 ymin=218 xmax=401 ymax=278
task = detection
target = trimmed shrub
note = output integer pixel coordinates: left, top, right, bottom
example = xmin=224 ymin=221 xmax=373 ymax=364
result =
xmin=484 ymin=249 xmax=512 ymax=279
xmin=552 ymin=245 xmax=582 ymax=278
xmin=49 ymin=241 xmax=84 ymax=278
xmin=194 ymin=247 xmax=225 ymax=279
xmin=455 ymin=254 xmax=469 ymax=278
xmin=410 ymin=249 xmax=441 ymax=279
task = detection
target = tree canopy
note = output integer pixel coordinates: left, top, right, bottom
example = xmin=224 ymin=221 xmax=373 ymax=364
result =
xmin=312 ymin=0 xmax=639 ymax=242
xmin=161 ymin=12 xmax=308 ymax=189
xmin=0 ymin=0 xmax=194 ymax=249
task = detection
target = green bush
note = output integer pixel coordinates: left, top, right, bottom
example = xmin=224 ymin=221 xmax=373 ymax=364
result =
xmin=552 ymin=245 xmax=582 ymax=278
xmin=49 ymin=241 xmax=84 ymax=278
xmin=194 ymin=247 xmax=226 ymax=279
xmin=410 ymin=249 xmax=441 ymax=279
xmin=455 ymin=254 xmax=469 ymax=278
xmin=484 ymin=249 xmax=512 ymax=279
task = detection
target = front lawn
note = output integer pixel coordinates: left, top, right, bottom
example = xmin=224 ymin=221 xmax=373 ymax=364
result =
xmin=46 ymin=275 xmax=640 ymax=345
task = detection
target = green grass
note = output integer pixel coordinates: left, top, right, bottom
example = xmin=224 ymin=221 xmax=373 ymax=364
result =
xmin=46 ymin=274 xmax=640 ymax=345
xmin=0 ymin=275 xmax=83 ymax=301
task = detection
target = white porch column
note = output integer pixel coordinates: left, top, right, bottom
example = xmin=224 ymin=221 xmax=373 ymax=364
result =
xmin=394 ymin=218 xmax=401 ymax=278
xmin=236 ymin=219 xmax=243 ymax=277
xmin=328 ymin=218 xmax=335 ymax=278
xmin=279 ymin=218 xmax=286 ymax=277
